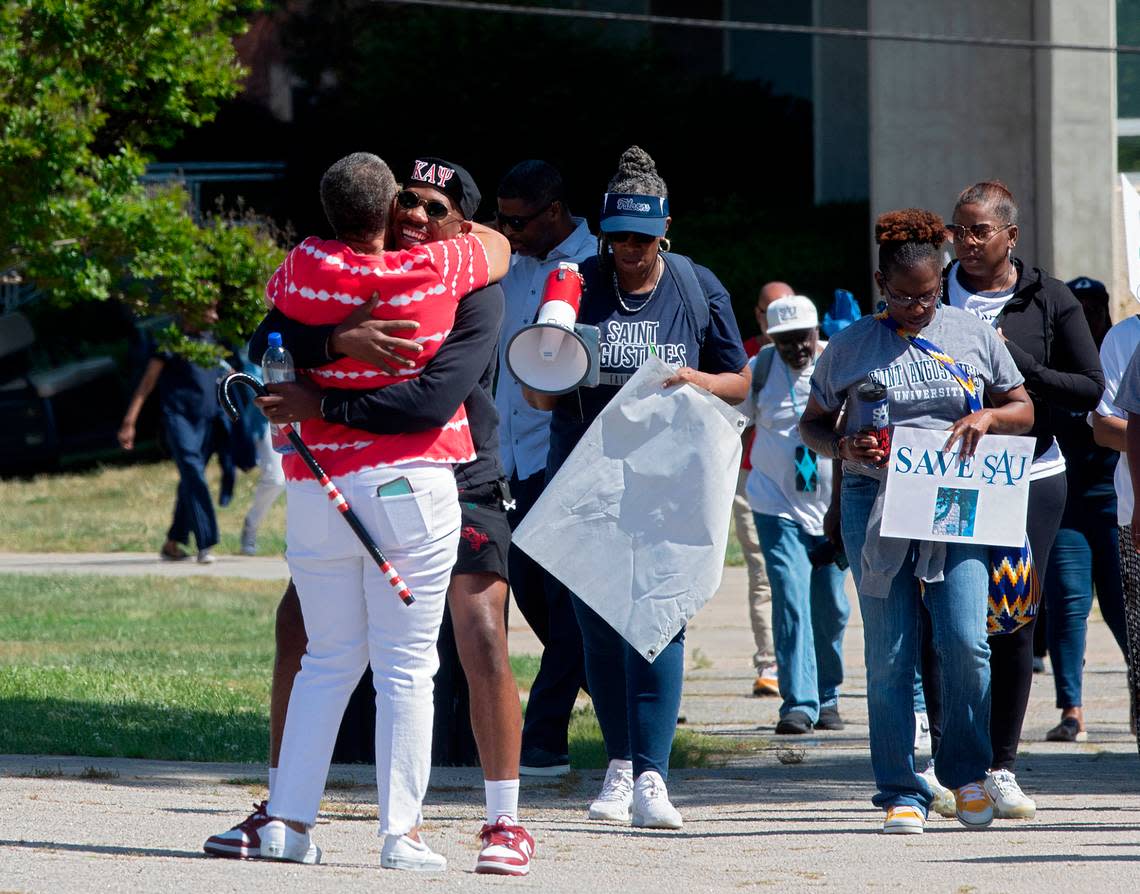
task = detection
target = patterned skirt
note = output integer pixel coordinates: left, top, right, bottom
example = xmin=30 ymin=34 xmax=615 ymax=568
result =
xmin=1115 ymin=525 xmax=1140 ymax=754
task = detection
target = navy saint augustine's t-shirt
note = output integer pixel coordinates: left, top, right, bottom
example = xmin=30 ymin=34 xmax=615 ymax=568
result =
xmin=546 ymin=253 xmax=747 ymax=474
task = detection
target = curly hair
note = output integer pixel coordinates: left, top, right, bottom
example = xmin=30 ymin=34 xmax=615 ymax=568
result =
xmin=875 ymin=208 xmax=946 ymax=277
xmin=955 ymin=179 xmax=1019 ymax=226
xmin=607 ymin=146 xmax=668 ymax=197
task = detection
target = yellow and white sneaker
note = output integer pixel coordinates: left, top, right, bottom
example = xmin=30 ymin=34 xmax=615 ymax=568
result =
xmin=954 ymin=780 xmax=994 ymax=829
xmin=882 ymin=805 xmax=925 ymax=834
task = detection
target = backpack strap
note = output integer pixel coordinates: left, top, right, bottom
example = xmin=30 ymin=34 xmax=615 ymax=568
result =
xmin=661 ymin=253 xmax=710 ymax=350
xmin=749 ymin=344 xmax=776 ymax=403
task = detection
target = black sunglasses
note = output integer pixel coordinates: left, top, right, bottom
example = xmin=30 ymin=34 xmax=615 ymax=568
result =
xmin=396 ymin=189 xmax=453 ymax=220
xmin=496 ymin=203 xmax=552 ymax=231
xmin=607 ymin=231 xmax=657 ymax=245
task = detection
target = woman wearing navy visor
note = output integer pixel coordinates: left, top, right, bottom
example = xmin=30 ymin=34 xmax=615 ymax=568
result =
xmin=524 ymin=146 xmax=749 ymax=828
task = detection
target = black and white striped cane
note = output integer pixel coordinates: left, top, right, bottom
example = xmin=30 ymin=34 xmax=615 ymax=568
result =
xmin=218 ymin=371 xmax=414 ymax=606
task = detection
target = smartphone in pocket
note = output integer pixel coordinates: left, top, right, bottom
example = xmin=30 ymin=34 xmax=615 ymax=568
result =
xmin=376 ymin=476 xmax=413 ymax=497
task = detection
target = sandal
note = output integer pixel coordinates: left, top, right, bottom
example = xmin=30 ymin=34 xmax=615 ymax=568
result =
xmin=1045 ymin=717 xmax=1088 ymax=742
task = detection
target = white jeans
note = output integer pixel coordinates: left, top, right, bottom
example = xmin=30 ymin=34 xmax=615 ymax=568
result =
xmin=268 ymin=463 xmax=460 ymax=834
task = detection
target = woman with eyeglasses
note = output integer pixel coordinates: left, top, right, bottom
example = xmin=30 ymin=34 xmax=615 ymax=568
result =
xmin=799 ymin=209 xmax=1033 ymax=834
xmin=924 ymin=181 xmax=1104 ymax=820
xmin=525 ymin=146 xmax=749 ymax=829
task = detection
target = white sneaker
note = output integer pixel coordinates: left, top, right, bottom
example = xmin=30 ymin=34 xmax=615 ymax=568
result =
xmin=984 ymin=769 xmax=1036 ymax=819
xmin=380 ymin=833 xmax=447 ymax=871
xmin=914 ymin=711 xmax=932 ymax=754
xmin=631 ymin=770 xmax=683 ymax=830
xmin=240 ymin=521 xmax=257 ymax=556
xmin=919 ymin=760 xmax=957 ymax=818
xmin=197 ymin=549 xmax=216 ymax=565
xmin=588 ymin=759 xmax=633 ymax=821
xmin=258 ymin=819 xmax=321 ymax=863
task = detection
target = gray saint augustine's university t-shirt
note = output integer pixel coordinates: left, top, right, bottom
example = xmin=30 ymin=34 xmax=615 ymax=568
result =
xmin=810 ymin=305 xmax=1024 ymax=476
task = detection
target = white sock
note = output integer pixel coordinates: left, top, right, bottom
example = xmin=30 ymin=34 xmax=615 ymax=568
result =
xmin=485 ymin=779 xmax=520 ymax=825
xmin=268 ymin=767 xmax=277 ymax=797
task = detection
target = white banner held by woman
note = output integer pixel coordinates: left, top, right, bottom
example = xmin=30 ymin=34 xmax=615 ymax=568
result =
xmin=513 ymin=356 xmax=747 ymax=662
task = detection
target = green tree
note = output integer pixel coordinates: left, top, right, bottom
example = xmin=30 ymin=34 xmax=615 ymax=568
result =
xmin=0 ymin=0 xmax=283 ymax=360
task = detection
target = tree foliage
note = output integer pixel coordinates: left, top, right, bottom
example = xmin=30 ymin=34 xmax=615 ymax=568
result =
xmin=0 ymin=0 xmax=283 ymax=358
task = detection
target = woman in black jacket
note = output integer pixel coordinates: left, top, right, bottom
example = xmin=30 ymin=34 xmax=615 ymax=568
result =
xmin=922 ymin=180 xmax=1104 ymax=820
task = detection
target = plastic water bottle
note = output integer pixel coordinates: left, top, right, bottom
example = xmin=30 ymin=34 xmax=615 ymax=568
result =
xmin=262 ymin=332 xmax=297 ymax=455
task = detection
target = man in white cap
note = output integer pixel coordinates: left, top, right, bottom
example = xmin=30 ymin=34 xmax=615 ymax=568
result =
xmin=745 ymin=295 xmax=850 ymax=736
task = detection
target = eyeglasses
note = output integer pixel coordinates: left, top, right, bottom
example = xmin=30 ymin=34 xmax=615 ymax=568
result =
xmin=882 ymin=281 xmax=942 ymax=308
xmin=396 ymin=189 xmax=453 ymax=221
xmin=496 ymin=203 xmax=551 ymax=231
xmin=946 ymin=222 xmax=1012 ymax=244
xmin=607 ymin=231 xmax=657 ymax=246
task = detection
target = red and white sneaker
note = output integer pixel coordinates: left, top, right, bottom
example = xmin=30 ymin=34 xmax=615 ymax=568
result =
xmin=203 ymin=801 xmax=271 ymax=859
xmin=474 ymin=818 xmax=535 ymax=876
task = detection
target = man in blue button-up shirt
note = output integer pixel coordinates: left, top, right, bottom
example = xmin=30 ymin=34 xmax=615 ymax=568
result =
xmin=495 ymin=160 xmax=595 ymax=775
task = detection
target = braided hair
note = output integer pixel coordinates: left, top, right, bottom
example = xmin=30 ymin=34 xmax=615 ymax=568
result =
xmin=875 ymin=208 xmax=946 ymax=278
xmin=598 ymin=146 xmax=668 ymax=281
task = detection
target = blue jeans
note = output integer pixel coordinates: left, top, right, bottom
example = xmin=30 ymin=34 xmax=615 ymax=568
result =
xmin=163 ymin=409 xmax=218 ymax=551
xmin=1045 ymin=497 xmax=1129 ymax=708
xmin=571 ymin=594 xmax=684 ymax=779
xmin=842 ymin=473 xmax=991 ymax=811
xmin=753 ymin=513 xmax=848 ymax=722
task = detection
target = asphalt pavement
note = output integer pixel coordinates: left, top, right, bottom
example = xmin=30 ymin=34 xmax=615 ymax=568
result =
xmin=1 ymin=555 xmax=1138 ymax=892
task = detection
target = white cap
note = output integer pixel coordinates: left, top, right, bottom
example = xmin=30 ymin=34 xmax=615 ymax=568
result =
xmin=766 ymin=295 xmax=819 ymax=335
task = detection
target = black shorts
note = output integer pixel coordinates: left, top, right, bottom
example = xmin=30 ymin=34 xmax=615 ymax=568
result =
xmin=455 ymin=481 xmax=511 ymax=579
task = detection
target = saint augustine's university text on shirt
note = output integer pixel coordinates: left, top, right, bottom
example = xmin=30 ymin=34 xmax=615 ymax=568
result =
xmin=810 ymin=304 xmax=1024 ymax=478
xmin=1096 ymin=315 xmax=1140 ymax=524
xmin=947 ymin=261 xmax=1065 ymax=481
xmin=546 ymin=256 xmax=747 ymax=473
xmin=746 ymin=345 xmax=832 ymax=536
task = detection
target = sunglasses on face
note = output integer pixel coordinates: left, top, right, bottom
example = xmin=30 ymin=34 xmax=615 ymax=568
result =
xmin=396 ymin=189 xmax=453 ymax=220
xmin=495 ymin=203 xmax=552 ymax=231
xmin=608 ymin=231 xmax=657 ymax=246
xmin=946 ymin=222 xmax=1012 ymax=244
xmin=882 ymin=281 xmax=942 ymax=308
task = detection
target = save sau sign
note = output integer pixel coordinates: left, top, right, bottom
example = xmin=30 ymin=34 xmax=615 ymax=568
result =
xmin=879 ymin=426 xmax=1034 ymax=548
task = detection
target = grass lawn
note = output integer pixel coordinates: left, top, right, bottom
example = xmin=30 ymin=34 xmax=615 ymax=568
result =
xmin=0 ymin=460 xmax=746 ymax=564
xmin=0 ymin=461 xmax=285 ymax=556
xmin=0 ymin=573 xmax=750 ymax=769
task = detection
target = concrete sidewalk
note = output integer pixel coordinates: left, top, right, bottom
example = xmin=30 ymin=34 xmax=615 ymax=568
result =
xmin=2 ymin=554 xmax=1139 ymax=891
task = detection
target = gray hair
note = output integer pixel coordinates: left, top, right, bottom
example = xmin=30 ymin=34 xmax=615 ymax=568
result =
xmin=607 ymin=146 xmax=667 ymax=198
xmin=319 ymin=152 xmax=398 ymax=239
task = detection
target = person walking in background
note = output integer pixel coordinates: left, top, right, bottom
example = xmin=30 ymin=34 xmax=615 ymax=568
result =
xmin=800 ymin=208 xmax=1033 ymax=835
xmin=240 ymin=421 xmax=286 ymax=556
xmin=1042 ymin=277 xmax=1129 ymax=742
xmin=1090 ymin=295 xmax=1140 ymax=738
xmin=747 ymin=295 xmax=849 ymax=735
xmin=117 ymin=306 xmax=228 ymax=564
xmin=524 ymin=146 xmax=749 ymax=829
xmin=494 ymin=160 xmax=595 ymax=777
xmin=930 ymin=180 xmax=1104 ymax=820
xmin=738 ymin=280 xmax=793 ymax=697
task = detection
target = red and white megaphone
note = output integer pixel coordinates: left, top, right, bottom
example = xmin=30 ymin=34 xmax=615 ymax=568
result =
xmin=506 ymin=262 xmax=596 ymax=394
